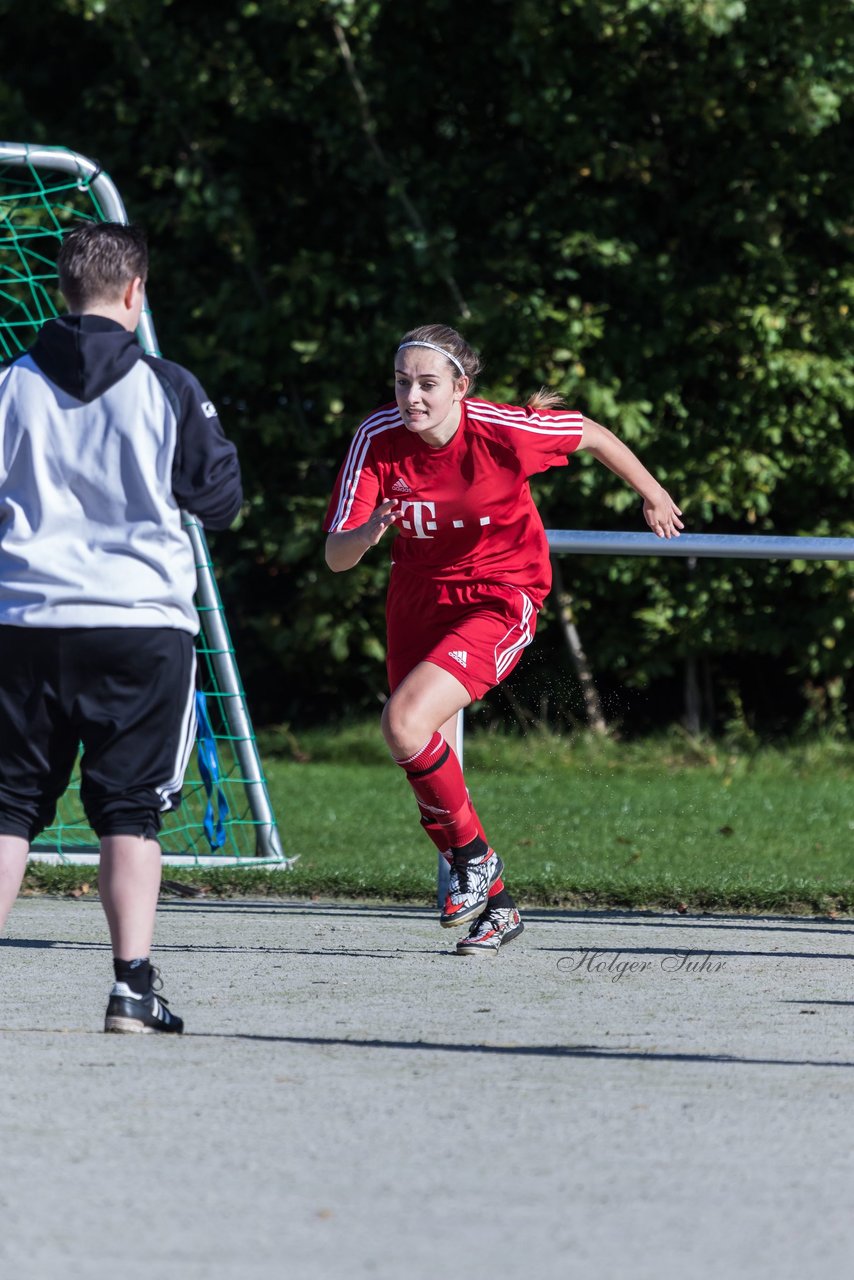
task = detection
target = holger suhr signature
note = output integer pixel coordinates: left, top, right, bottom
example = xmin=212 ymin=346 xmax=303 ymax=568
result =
xmin=556 ymin=950 xmax=727 ymax=982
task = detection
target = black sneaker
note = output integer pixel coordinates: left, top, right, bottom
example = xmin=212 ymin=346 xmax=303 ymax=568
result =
xmin=104 ymin=970 xmax=184 ymax=1035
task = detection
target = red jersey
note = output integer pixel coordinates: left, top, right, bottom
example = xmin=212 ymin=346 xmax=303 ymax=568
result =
xmin=324 ymin=397 xmax=584 ymax=608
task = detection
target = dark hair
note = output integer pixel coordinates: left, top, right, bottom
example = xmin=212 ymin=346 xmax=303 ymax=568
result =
xmin=57 ymin=221 xmax=148 ymax=312
xmin=397 ymin=324 xmax=484 ymax=396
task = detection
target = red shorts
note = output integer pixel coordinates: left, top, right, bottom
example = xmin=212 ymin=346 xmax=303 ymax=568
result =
xmin=386 ymin=574 xmax=538 ymax=701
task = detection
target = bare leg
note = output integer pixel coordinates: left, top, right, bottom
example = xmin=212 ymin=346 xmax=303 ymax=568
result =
xmin=383 ymin=659 xmax=494 ymax=857
xmin=98 ymin=835 xmax=162 ymax=959
xmin=0 ymin=836 xmax=30 ymax=931
xmin=439 ymin=709 xmax=463 ymax=754
xmin=382 ymin=661 xmax=471 ymax=758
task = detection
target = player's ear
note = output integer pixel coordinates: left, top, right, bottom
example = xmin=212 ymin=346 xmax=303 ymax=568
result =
xmin=123 ymin=276 xmax=144 ymax=310
xmin=453 ymin=375 xmax=470 ymax=401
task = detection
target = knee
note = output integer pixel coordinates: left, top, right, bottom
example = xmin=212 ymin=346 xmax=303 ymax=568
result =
xmin=381 ymin=694 xmax=423 ymax=759
xmin=380 ymin=696 xmax=400 ymax=748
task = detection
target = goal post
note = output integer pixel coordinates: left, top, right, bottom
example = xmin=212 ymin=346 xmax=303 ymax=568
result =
xmin=0 ymin=141 xmax=287 ymax=868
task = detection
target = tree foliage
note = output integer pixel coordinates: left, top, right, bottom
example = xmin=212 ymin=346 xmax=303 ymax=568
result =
xmin=2 ymin=0 xmax=852 ymax=732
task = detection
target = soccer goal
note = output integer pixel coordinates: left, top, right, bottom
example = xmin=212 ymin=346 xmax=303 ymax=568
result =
xmin=0 ymin=141 xmax=287 ymax=868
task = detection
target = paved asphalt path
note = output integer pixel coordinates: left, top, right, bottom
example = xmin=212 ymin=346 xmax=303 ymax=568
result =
xmin=2 ymin=895 xmax=854 ymax=1280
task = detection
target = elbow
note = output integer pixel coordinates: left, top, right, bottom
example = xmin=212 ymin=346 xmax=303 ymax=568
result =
xmin=176 ymin=475 xmax=244 ymax=531
xmin=324 ymin=536 xmax=344 ymax=572
xmin=218 ymin=490 xmax=245 ymax=531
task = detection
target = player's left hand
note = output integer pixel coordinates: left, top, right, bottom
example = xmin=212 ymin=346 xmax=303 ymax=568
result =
xmin=643 ymin=489 xmax=684 ymax=539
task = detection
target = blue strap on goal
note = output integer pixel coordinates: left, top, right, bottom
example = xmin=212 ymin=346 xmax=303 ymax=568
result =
xmin=195 ymin=690 xmax=229 ymax=850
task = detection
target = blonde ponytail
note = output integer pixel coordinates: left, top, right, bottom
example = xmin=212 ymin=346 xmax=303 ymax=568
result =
xmin=526 ymin=387 xmax=566 ymax=411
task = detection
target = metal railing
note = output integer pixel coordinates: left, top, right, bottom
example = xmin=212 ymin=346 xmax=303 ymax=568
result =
xmin=547 ymin=530 xmax=854 ymax=561
xmin=437 ymin=528 xmax=854 ymax=904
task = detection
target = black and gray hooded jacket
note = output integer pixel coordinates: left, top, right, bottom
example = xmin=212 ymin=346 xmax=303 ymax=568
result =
xmin=0 ymin=315 xmax=242 ymax=633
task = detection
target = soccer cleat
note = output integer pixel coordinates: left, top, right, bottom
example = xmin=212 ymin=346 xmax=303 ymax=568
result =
xmin=456 ymin=904 xmax=525 ymax=955
xmin=104 ymin=970 xmax=184 ymax=1035
xmin=440 ymin=849 xmax=504 ymax=928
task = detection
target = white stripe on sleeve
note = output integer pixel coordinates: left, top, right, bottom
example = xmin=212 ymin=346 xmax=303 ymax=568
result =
xmin=328 ymin=408 xmax=401 ymax=531
xmin=467 ymin=400 xmax=583 ymax=438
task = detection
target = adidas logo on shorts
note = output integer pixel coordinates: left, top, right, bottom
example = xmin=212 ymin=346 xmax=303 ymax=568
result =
xmin=391 ymin=477 xmax=411 ymax=493
xmin=449 ymin=650 xmax=468 ymax=668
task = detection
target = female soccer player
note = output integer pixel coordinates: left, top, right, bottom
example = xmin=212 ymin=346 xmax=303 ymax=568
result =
xmin=324 ymin=324 xmax=682 ymax=955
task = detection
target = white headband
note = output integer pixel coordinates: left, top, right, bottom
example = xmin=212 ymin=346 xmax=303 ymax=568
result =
xmin=397 ymin=340 xmax=466 ymax=378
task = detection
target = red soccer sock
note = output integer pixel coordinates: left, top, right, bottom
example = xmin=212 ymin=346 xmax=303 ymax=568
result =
xmin=419 ymin=813 xmax=452 ymax=863
xmin=419 ymin=795 xmax=504 ymax=893
xmin=419 ymin=813 xmax=501 ymax=891
xmin=466 ymin=791 xmax=487 ymax=843
xmin=396 ymin=732 xmax=481 ymax=850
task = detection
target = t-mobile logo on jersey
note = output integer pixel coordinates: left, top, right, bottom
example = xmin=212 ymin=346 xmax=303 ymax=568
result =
xmin=398 ymin=500 xmax=490 ymax=538
xmin=398 ymin=500 xmax=437 ymax=538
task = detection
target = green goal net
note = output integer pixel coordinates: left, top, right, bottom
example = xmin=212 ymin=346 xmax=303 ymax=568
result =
xmin=0 ymin=143 xmax=286 ymax=867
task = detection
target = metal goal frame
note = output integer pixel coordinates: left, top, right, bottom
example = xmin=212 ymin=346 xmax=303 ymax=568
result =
xmin=0 ymin=142 xmax=285 ymax=867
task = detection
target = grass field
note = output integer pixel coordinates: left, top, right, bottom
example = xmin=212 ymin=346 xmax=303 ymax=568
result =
xmin=24 ymin=724 xmax=854 ymax=914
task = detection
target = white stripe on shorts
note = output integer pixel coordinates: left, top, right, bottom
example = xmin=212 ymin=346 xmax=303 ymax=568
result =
xmin=494 ymin=590 xmax=535 ymax=682
xmin=156 ymin=650 xmax=198 ymax=811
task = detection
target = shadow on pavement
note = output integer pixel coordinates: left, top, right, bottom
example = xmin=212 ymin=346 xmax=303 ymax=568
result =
xmin=187 ymin=1029 xmax=854 ymax=1070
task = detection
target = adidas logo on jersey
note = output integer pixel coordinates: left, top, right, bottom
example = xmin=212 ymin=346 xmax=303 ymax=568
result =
xmin=391 ymin=477 xmax=411 ymax=493
xmin=200 ymin=400 xmax=218 ymax=418
xmin=449 ymin=650 xmax=468 ymax=668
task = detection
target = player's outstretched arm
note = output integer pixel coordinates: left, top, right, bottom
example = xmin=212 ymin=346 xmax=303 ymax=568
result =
xmin=579 ymin=417 xmax=684 ymax=540
xmin=325 ymin=499 xmax=400 ymax=572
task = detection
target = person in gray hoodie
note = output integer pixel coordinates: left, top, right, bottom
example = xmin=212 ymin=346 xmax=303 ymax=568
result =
xmin=0 ymin=220 xmax=242 ymax=1034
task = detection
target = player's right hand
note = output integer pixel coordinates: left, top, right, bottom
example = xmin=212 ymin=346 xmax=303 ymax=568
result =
xmin=363 ymin=499 xmax=400 ymax=547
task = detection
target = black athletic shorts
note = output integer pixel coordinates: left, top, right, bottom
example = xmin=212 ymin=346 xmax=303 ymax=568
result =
xmin=0 ymin=625 xmax=197 ymax=841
